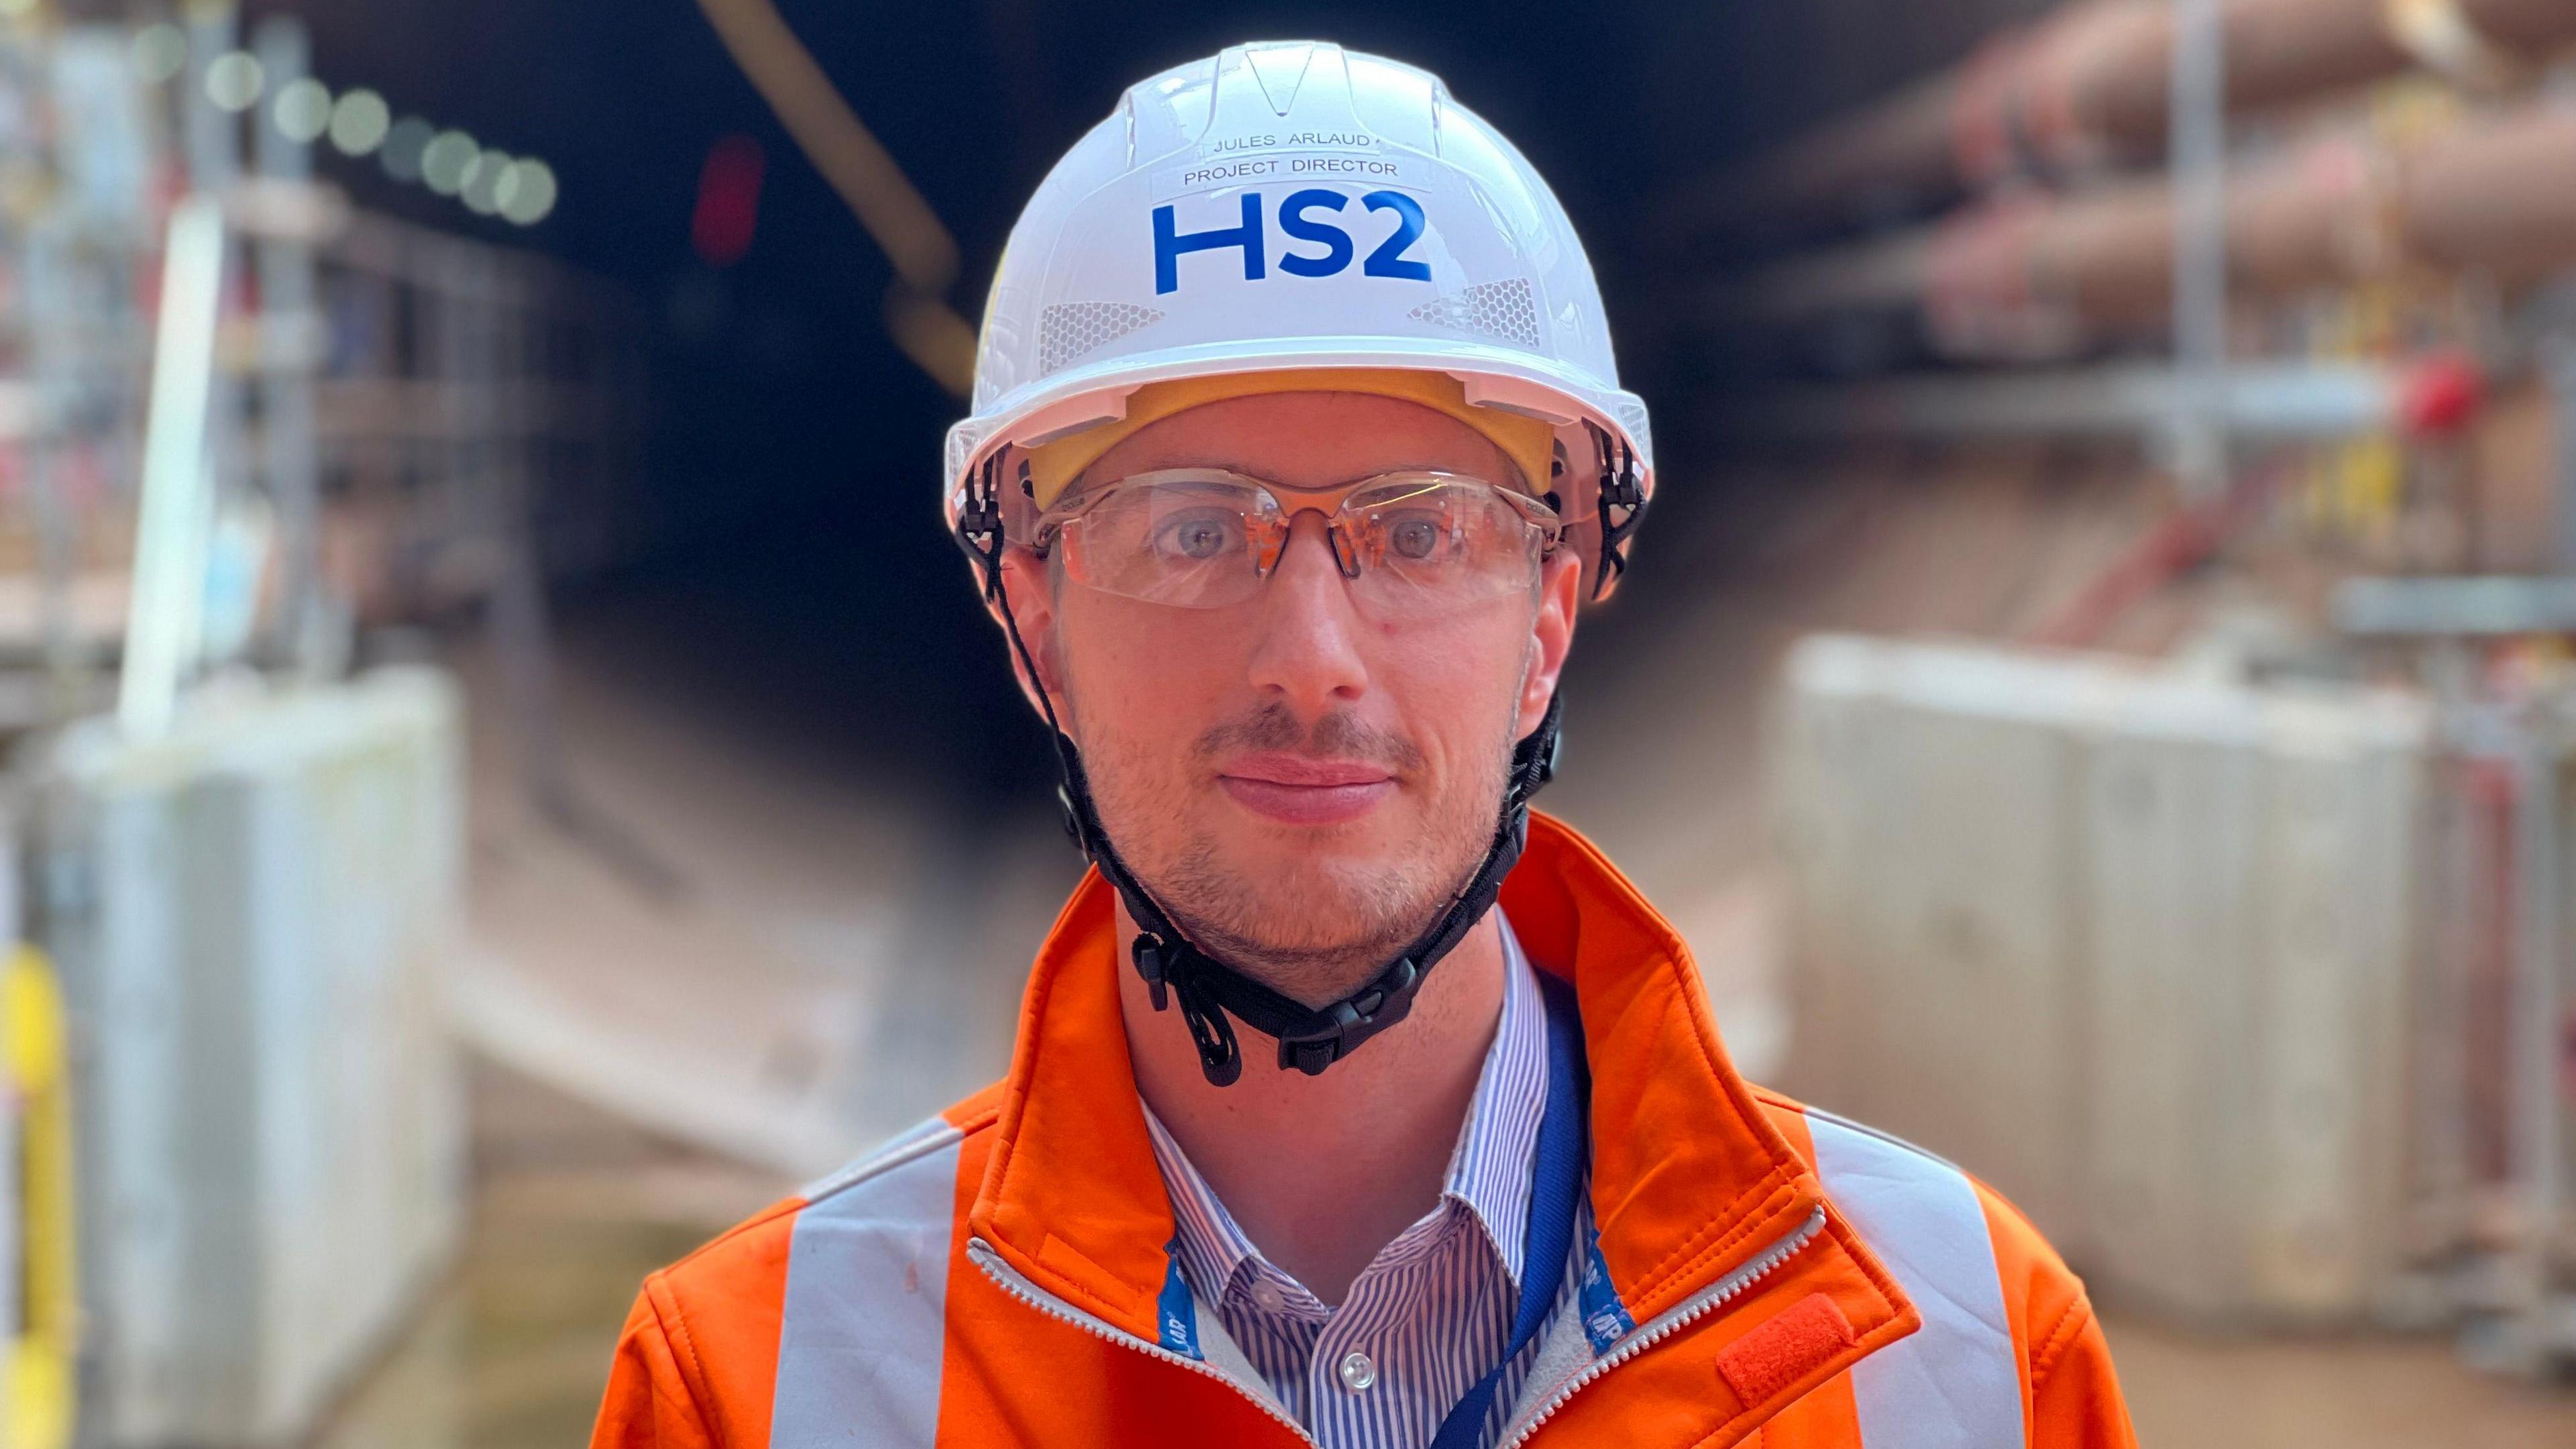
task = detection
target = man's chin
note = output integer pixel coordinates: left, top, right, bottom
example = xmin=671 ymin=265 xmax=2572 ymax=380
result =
xmin=1141 ymin=809 xmax=1488 ymax=985
xmin=1172 ymin=867 xmax=1428 ymax=970
xmin=1203 ymin=828 xmax=1402 ymax=901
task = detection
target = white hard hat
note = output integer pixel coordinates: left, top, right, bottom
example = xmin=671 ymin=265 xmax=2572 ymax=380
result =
xmin=946 ymin=40 xmax=1654 ymax=598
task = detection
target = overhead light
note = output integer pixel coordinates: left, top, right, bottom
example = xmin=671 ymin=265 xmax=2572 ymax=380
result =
xmin=205 ymin=51 xmax=264 ymax=113
xmin=328 ymin=89 xmax=390 ymax=156
xmin=273 ymin=78 xmax=332 ymax=144
xmin=420 ymin=129 xmax=478 ymax=196
xmin=381 ymin=116 xmax=435 ymax=182
xmin=288 ymin=79 xmax=547 ymax=224
xmin=130 ymin=23 xmax=187 ymax=85
xmin=462 ymin=150 xmax=510 ymax=215
xmin=496 ymin=159 xmax=558 ymax=226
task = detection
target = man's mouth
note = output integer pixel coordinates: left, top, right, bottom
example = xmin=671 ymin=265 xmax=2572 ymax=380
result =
xmin=1216 ymin=753 xmax=1398 ymax=826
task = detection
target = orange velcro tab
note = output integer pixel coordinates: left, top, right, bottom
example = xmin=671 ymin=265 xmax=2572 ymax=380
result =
xmin=1715 ymin=1292 xmax=1858 ymax=1408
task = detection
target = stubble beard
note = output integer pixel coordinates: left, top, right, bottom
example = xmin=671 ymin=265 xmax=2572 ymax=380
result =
xmin=1077 ymin=696 xmax=1517 ymax=1008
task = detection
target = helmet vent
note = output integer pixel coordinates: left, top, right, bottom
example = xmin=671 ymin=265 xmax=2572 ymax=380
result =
xmin=1612 ymin=397 xmax=1653 ymax=460
xmin=1241 ymin=42 xmax=1319 ymax=117
xmin=1408 ymin=278 xmax=1541 ymax=352
xmin=1038 ymin=301 xmax=1165 ymax=375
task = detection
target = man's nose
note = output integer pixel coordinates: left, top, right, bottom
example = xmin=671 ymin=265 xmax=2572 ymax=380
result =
xmin=1246 ymin=511 xmax=1369 ymax=716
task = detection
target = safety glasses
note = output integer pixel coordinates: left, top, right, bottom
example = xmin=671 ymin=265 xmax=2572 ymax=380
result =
xmin=1034 ymin=468 xmax=1562 ymax=615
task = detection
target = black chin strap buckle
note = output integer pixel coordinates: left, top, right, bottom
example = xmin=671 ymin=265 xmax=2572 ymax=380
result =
xmin=1277 ymin=957 xmax=1419 ymax=1076
xmin=1520 ymin=710 xmax=1560 ymax=802
xmin=1132 ymin=932 xmax=1246 ymax=1086
xmin=1056 ymin=782 xmax=1087 ymax=850
xmin=1133 ymin=932 xmax=1171 ymax=1012
xmin=1587 ymin=423 xmax=1647 ymax=600
xmin=1169 ymin=969 xmax=1244 ymax=1087
xmin=956 ymin=456 xmax=1010 ymax=599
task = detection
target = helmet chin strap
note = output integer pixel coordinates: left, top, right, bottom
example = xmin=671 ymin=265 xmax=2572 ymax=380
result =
xmin=1059 ymin=695 xmax=1558 ymax=1087
xmin=956 ymin=455 xmax=1562 ymax=1086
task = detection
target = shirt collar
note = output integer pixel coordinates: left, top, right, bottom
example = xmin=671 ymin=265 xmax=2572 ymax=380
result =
xmin=1140 ymin=1103 xmax=1260 ymax=1311
xmin=1446 ymin=912 xmax=1548 ymax=1289
xmin=1140 ymin=909 xmax=1552 ymax=1307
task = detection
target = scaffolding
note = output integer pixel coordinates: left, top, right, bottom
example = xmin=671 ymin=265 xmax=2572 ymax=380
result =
xmin=0 ymin=7 xmax=646 ymax=743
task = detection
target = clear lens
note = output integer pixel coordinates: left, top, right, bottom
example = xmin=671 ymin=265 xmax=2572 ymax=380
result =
xmin=1051 ymin=476 xmax=1280 ymax=608
xmin=1044 ymin=470 xmax=1554 ymax=614
xmin=1340 ymin=478 xmax=1551 ymax=614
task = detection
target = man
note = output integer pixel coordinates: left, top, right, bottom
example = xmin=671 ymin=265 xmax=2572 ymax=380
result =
xmin=593 ymin=41 xmax=2135 ymax=1449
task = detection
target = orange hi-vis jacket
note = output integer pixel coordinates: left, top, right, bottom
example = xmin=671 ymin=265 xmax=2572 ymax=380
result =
xmin=592 ymin=814 xmax=2138 ymax=1448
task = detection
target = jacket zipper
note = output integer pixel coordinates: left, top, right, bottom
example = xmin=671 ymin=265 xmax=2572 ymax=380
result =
xmin=967 ymin=1237 xmax=1322 ymax=1448
xmin=1498 ymin=1205 xmax=1828 ymax=1449
xmin=973 ymin=1205 xmax=1823 ymax=1449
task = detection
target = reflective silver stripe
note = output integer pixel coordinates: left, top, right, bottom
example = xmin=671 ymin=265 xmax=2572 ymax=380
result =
xmin=798 ymin=1114 xmax=961 ymax=1203
xmin=771 ymin=1120 xmax=966 ymax=1447
xmin=1807 ymin=1112 xmax=2023 ymax=1449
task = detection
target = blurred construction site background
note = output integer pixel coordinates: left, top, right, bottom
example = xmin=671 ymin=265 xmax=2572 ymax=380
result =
xmin=0 ymin=1 xmax=2573 ymax=1445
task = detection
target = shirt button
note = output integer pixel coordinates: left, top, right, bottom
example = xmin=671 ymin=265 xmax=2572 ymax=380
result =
xmin=1248 ymin=1280 xmax=1285 ymax=1312
xmin=1338 ymin=1350 xmax=1377 ymax=1393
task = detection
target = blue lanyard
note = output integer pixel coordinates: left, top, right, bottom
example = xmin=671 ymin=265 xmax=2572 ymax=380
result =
xmin=1148 ymin=971 xmax=1615 ymax=1439
xmin=1427 ymin=969 xmax=1589 ymax=1449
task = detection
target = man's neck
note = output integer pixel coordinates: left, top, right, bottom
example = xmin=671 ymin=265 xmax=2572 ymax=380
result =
xmin=1116 ymin=903 xmax=1507 ymax=1306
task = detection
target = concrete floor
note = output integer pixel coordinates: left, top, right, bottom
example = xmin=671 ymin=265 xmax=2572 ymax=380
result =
xmin=318 ymin=1062 xmax=791 ymax=1449
xmin=2108 ymin=1316 xmax=2576 ymax=1448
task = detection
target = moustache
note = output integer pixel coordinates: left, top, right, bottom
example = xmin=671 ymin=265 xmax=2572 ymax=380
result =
xmin=1193 ymin=704 xmax=1426 ymax=775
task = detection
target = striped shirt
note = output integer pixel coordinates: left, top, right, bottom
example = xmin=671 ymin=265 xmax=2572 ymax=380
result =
xmin=1142 ymin=914 xmax=1585 ymax=1448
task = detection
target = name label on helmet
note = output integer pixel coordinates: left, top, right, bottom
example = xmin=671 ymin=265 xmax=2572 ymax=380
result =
xmin=1163 ymin=154 xmax=1407 ymax=195
xmin=1208 ymin=131 xmax=1375 ymax=154
xmin=1152 ymin=189 xmax=1431 ymax=295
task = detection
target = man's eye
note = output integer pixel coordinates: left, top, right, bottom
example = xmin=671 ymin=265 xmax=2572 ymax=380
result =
xmin=1384 ymin=515 xmax=1446 ymax=561
xmin=1155 ymin=513 xmax=1240 ymax=560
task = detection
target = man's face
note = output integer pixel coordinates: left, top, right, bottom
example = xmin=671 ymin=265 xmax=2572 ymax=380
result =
xmin=998 ymin=392 xmax=1580 ymax=1004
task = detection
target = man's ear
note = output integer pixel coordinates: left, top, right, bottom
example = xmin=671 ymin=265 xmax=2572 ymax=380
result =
xmin=991 ymin=546 xmax=1069 ymax=724
xmin=1517 ymin=549 xmax=1580 ymax=738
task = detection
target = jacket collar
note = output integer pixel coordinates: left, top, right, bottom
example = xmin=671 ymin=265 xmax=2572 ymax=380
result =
xmin=968 ymin=812 xmax=1918 ymax=1391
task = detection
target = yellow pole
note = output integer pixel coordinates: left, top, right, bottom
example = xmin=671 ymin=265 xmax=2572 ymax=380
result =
xmin=6 ymin=946 xmax=75 ymax=1449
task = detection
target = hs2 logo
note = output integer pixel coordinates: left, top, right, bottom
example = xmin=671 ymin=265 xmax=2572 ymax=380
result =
xmin=1152 ymin=189 xmax=1430 ymax=295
